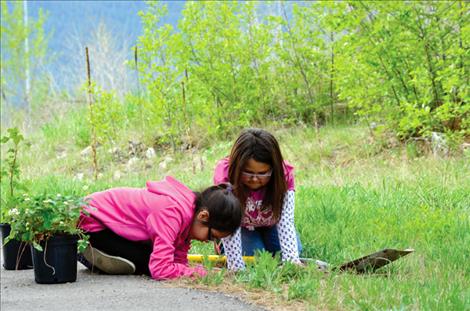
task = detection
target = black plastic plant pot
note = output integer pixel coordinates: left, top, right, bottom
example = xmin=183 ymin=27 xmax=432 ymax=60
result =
xmin=0 ymin=223 xmax=33 ymax=270
xmin=31 ymin=234 xmax=78 ymax=284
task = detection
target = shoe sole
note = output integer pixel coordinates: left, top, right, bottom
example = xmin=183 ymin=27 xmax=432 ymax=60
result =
xmin=82 ymin=246 xmax=136 ymax=275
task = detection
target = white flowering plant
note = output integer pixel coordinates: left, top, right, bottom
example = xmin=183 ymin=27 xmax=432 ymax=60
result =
xmin=0 ymin=127 xmax=28 ymax=224
xmin=6 ymin=193 xmax=90 ymax=252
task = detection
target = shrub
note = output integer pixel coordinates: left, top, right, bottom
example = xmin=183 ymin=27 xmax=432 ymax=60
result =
xmin=0 ymin=127 xmax=27 ymax=223
xmin=6 ymin=193 xmax=90 ymax=252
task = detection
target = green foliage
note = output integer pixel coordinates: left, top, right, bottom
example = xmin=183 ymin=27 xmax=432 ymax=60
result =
xmin=137 ymin=3 xmax=184 ymax=149
xmin=235 ymin=251 xmax=304 ymax=293
xmin=199 ymin=257 xmax=226 ymax=286
xmin=0 ymin=127 xmax=27 ymax=223
xmin=92 ymin=86 xmax=126 ymax=145
xmin=137 ymin=2 xmax=278 ymax=142
xmin=290 ymin=182 xmax=469 ymax=309
xmin=1 ymin=0 xmax=468 ymax=306
xmin=332 ymin=1 xmax=469 ymax=140
xmin=194 ymin=177 xmax=468 ymax=309
xmin=38 ymin=105 xmax=93 ymax=148
xmin=5 ymin=122 xmax=470 ymax=309
xmin=6 ymin=193 xmax=89 ymax=252
xmin=0 ymin=1 xmax=50 ymax=115
xmin=183 ymin=126 xmax=469 ymax=309
xmin=82 ymin=80 xmax=127 ymax=178
xmin=133 ymin=1 xmax=468 ymax=146
xmin=2 ymin=1 xmax=468 ymax=146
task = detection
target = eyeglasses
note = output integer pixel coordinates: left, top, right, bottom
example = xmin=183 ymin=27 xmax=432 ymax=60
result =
xmin=241 ymin=170 xmax=272 ymax=180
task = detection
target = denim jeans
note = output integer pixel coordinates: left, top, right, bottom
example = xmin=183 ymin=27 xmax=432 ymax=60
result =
xmin=240 ymin=226 xmax=302 ymax=256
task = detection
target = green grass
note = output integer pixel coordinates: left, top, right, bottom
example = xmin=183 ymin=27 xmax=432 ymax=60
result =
xmin=292 ymin=183 xmax=469 ymax=309
xmin=172 ymin=126 xmax=469 ymax=310
xmin=193 ymin=174 xmax=468 ymax=310
xmin=2 ymin=122 xmax=469 ymax=310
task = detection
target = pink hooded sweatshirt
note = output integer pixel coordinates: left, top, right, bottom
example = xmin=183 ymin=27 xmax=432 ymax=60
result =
xmin=78 ymin=176 xmax=206 ymax=280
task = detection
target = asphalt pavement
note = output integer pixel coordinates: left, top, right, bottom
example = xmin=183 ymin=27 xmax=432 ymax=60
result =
xmin=0 ymin=261 xmax=264 ymax=311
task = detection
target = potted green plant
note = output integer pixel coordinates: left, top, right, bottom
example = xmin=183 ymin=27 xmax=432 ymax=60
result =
xmin=0 ymin=127 xmax=33 ymax=270
xmin=7 ymin=193 xmax=90 ymax=284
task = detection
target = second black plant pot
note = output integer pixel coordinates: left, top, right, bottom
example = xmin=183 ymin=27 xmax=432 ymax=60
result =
xmin=0 ymin=223 xmax=33 ymax=270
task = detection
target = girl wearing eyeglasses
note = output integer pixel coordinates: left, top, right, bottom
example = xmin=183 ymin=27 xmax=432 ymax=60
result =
xmin=213 ymin=128 xmax=302 ymax=271
xmin=77 ymin=177 xmax=241 ymax=280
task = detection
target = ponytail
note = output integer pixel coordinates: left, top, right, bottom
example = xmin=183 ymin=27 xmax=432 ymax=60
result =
xmin=194 ymin=184 xmax=242 ymax=234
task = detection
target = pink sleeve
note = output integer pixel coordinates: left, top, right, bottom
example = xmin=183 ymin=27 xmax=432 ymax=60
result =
xmin=213 ymin=158 xmax=230 ymax=185
xmin=145 ymin=207 xmax=207 ymax=280
xmin=283 ymin=161 xmax=295 ymax=191
xmin=174 ymin=243 xmax=190 ymax=265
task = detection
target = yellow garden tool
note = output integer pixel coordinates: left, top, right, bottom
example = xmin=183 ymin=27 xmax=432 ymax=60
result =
xmin=187 ymin=248 xmax=414 ymax=273
xmin=187 ymin=254 xmax=255 ymax=265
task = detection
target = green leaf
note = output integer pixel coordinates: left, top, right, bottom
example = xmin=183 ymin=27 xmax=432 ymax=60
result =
xmin=32 ymin=242 xmax=43 ymax=252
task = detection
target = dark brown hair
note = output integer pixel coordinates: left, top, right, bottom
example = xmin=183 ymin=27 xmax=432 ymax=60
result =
xmin=194 ymin=184 xmax=242 ymax=234
xmin=228 ymin=128 xmax=287 ymax=221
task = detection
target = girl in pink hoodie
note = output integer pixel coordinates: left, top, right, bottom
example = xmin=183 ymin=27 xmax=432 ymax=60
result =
xmin=78 ymin=176 xmax=241 ymax=280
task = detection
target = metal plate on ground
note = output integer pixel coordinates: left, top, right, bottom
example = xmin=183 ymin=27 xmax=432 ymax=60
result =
xmin=335 ymin=248 xmax=414 ymax=273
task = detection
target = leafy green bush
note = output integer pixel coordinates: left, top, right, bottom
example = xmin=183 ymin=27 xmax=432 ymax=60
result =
xmin=6 ymin=193 xmax=89 ymax=252
xmin=93 ymin=87 xmax=126 ymax=145
xmin=133 ymin=1 xmax=468 ymax=146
